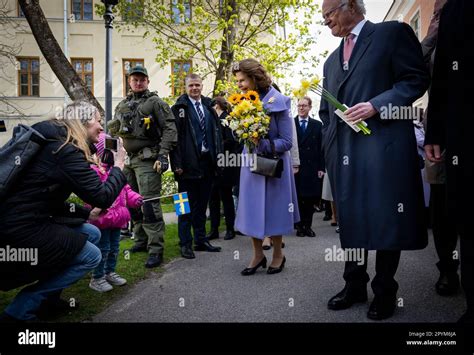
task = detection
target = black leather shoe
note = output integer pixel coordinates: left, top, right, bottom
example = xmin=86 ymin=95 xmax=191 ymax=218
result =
xmin=235 ymin=230 xmax=244 ymax=236
xmin=224 ymin=230 xmax=235 ymax=240
xmin=129 ymin=245 xmax=147 ymax=253
xmin=296 ymin=227 xmax=305 ymax=237
xmin=206 ymin=229 xmax=219 ymax=240
xmin=435 ymin=272 xmax=460 ymax=296
xmin=267 ymin=256 xmax=286 ymax=274
xmin=305 ymin=226 xmax=316 ymax=237
xmin=194 ymin=241 xmax=221 ymax=252
xmin=367 ymin=296 xmax=396 ymax=320
xmin=145 ymin=254 xmax=162 ymax=268
xmin=327 ymin=285 xmax=368 ymax=310
xmin=180 ymin=246 xmax=195 ymax=259
xmin=241 ymin=256 xmax=267 ymax=276
xmin=296 ymin=224 xmax=305 ymax=237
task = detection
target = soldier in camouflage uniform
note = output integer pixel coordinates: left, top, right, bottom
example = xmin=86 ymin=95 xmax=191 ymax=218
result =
xmin=109 ymin=66 xmax=177 ymax=268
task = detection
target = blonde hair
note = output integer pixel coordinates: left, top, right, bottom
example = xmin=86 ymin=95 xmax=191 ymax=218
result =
xmin=52 ymin=101 xmax=100 ymax=163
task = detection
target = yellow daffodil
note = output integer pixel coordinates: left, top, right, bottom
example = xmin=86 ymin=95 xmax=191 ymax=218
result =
xmin=310 ymin=76 xmax=321 ymax=87
xmin=242 ymin=133 xmax=248 ymax=139
xmin=252 ymin=132 xmax=258 ymax=138
xmin=238 ymin=99 xmax=252 ymax=113
xmin=292 ymin=88 xmax=302 ymax=99
xmin=301 ymin=79 xmax=311 ymax=90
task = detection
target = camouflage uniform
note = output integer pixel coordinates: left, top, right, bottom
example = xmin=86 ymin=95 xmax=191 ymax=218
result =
xmin=109 ymin=88 xmax=177 ymax=258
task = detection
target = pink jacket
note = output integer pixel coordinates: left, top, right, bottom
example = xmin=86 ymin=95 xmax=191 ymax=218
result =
xmin=86 ymin=164 xmax=142 ymax=230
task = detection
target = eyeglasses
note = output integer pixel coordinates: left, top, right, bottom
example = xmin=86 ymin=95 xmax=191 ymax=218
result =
xmin=323 ymin=3 xmax=345 ymax=21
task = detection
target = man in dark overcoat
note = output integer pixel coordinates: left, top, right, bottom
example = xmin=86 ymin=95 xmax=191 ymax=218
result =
xmin=294 ymin=96 xmax=325 ymax=237
xmin=319 ymin=0 xmax=430 ymax=320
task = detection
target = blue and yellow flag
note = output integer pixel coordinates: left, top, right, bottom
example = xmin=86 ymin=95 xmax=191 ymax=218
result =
xmin=173 ymin=192 xmax=190 ymax=215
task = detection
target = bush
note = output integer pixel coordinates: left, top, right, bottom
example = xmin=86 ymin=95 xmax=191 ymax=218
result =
xmin=161 ymin=170 xmax=178 ymax=205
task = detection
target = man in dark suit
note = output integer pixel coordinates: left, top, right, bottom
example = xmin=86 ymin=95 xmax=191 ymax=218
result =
xmin=424 ymin=0 xmax=474 ymax=323
xmin=207 ymin=96 xmax=241 ymax=241
xmin=294 ymin=96 xmax=325 ymax=237
xmin=319 ymin=0 xmax=429 ymax=320
xmin=170 ymin=73 xmax=223 ymax=259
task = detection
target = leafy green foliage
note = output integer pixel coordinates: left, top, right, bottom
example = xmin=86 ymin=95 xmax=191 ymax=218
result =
xmin=97 ymin=0 xmax=325 ymax=96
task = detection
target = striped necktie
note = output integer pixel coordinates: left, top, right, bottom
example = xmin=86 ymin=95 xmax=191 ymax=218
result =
xmin=195 ymin=101 xmax=208 ymax=150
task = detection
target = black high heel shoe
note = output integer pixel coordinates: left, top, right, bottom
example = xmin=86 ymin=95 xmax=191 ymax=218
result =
xmin=241 ymin=257 xmax=267 ymax=276
xmin=267 ymin=256 xmax=286 ymax=274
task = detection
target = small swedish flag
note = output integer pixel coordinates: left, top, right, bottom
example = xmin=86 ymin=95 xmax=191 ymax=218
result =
xmin=173 ymin=192 xmax=190 ymax=215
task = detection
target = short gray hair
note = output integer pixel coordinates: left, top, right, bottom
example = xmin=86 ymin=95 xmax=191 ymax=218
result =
xmin=342 ymin=0 xmax=366 ymax=15
xmin=184 ymin=73 xmax=202 ymax=84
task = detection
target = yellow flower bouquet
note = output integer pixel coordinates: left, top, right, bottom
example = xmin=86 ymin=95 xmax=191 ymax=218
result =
xmin=223 ymin=90 xmax=271 ymax=151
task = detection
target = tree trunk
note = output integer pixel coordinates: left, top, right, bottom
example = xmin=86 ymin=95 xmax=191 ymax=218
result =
xmin=19 ymin=0 xmax=104 ymax=115
xmin=213 ymin=0 xmax=237 ymax=95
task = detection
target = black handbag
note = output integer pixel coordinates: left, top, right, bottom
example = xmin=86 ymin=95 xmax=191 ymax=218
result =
xmin=250 ymin=140 xmax=284 ymax=178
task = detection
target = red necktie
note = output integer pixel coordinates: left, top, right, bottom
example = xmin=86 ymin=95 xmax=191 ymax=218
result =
xmin=343 ymin=33 xmax=355 ymax=63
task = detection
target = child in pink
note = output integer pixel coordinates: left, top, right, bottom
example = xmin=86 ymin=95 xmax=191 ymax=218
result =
xmin=87 ymin=133 xmax=143 ymax=292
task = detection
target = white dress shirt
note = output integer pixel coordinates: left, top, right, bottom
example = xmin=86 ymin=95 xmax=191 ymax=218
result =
xmin=349 ymin=18 xmax=367 ymax=44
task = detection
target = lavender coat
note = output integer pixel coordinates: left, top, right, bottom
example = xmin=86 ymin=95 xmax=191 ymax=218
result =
xmin=235 ymin=87 xmax=300 ymax=238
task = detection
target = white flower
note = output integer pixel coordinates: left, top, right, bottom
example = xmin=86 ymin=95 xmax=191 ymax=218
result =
xmin=221 ymin=119 xmax=229 ymax=127
xmin=268 ymin=97 xmax=275 ymax=104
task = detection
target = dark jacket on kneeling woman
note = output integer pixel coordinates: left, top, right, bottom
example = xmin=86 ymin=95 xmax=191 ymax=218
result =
xmin=0 ymin=120 xmax=127 ymax=291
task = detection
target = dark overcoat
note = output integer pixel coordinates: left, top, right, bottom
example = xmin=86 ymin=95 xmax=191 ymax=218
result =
xmin=294 ymin=117 xmax=324 ymax=197
xmin=319 ymin=21 xmax=430 ymax=250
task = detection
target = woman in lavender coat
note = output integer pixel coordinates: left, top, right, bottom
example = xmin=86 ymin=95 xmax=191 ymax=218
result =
xmin=232 ymin=59 xmax=300 ymax=275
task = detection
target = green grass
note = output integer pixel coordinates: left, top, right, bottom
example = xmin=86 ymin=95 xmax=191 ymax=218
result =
xmin=0 ymin=220 xmax=223 ymax=322
xmin=161 ymin=203 xmax=175 ymax=213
